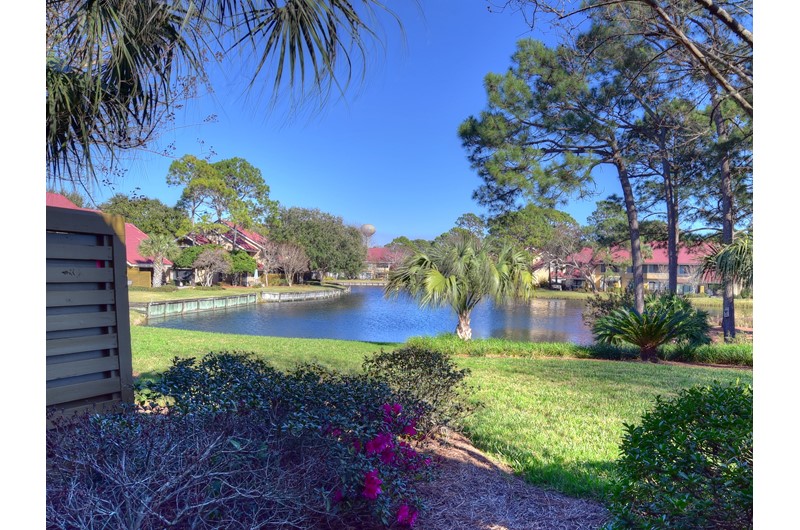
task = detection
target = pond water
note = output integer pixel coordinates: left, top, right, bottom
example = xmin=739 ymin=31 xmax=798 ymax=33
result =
xmin=146 ymin=286 xmax=596 ymax=344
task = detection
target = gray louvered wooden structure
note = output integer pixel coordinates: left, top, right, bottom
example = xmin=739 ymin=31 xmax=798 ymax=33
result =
xmin=46 ymin=206 xmax=134 ymax=427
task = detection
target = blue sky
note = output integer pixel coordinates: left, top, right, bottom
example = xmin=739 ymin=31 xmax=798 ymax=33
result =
xmin=88 ymin=1 xmax=620 ymax=246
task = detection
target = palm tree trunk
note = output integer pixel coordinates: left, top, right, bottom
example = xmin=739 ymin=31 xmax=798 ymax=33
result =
xmin=152 ymin=260 xmax=164 ymax=287
xmin=456 ymin=312 xmax=472 ymax=341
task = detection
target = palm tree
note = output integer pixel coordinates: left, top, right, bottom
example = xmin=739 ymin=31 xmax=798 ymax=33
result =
xmin=700 ymin=233 xmax=753 ymax=340
xmin=385 ymin=234 xmax=535 ymax=340
xmin=701 ymin=234 xmax=753 ymax=291
xmin=139 ymin=234 xmax=181 ymax=287
xmin=46 ymin=0 xmax=399 ymax=183
xmin=592 ymin=294 xmax=710 ymax=362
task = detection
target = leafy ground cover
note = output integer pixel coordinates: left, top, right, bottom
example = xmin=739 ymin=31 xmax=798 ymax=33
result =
xmin=130 ymin=327 xmax=752 ymax=501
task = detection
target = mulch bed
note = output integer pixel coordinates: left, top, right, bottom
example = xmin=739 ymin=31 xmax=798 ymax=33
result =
xmin=414 ymin=431 xmax=610 ymax=530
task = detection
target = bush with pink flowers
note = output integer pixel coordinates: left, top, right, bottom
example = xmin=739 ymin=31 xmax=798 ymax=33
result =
xmin=48 ymin=351 xmax=457 ymax=529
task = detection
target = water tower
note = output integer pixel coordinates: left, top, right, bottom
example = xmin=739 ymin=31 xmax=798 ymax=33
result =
xmin=360 ymin=224 xmax=376 ymax=248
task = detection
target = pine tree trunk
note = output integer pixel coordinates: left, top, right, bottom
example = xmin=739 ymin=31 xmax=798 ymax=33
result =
xmin=707 ymin=76 xmax=736 ymax=340
xmin=614 ymin=148 xmax=645 ymax=314
xmin=660 ymin=130 xmax=680 ymax=294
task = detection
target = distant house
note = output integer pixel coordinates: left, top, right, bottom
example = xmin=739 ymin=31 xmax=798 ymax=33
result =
xmin=178 ymin=221 xmax=272 ymax=286
xmin=46 ymin=192 xmax=172 ymax=287
xmin=361 ymin=247 xmax=411 ymax=280
xmin=538 ymin=243 xmax=718 ymax=294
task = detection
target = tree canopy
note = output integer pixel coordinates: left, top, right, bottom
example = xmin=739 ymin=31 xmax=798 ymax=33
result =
xmin=272 ymin=207 xmax=365 ymax=278
xmin=100 ymin=193 xmax=189 ymax=237
xmin=46 ymin=0 xmax=400 ymax=185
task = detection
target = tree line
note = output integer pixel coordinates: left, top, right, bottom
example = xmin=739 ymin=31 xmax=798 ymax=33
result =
xmin=459 ymin=0 xmax=752 ymax=339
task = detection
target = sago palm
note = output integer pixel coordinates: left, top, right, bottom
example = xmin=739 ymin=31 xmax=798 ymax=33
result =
xmin=138 ymin=234 xmax=181 ymax=287
xmin=385 ymin=234 xmax=535 ymax=340
xmin=593 ymin=294 xmax=710 ymax=362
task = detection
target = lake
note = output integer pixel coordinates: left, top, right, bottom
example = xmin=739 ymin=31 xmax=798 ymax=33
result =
xmin=146 ymin=286 xmax=596 ymax=344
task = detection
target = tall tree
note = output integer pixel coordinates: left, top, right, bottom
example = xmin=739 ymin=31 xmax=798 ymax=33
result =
xmin=385 ymin=233 xmax=535 ymax=340
xmin=167 ymin=154 xmax=278 ymax=239
xmin=459 ymin=38 xmax=649 ymax=313
xmin=100 ymin=193 xmax=189 ymax=237
xmin=138 ymin=234 xmax=181 ymax=287
xmin=46 ymin=0 xmax=401 ymax=186
xmin=500 ymin=0 xmax=752 ymax=116
xmin=487 ymin=204 xmax=577 ymax=259
xmin=211 ymin=157 xmax=279 ymax=248
xmin=272 ymin=207 xmax=366 ymax=279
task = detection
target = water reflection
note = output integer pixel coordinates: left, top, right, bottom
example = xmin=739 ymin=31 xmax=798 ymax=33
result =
xmin=146 ymin=286 xmax=595 ymax=344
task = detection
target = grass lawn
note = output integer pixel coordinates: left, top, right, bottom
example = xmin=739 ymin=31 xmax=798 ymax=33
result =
xmin=130 ymin=326 xmax=752 ymax=501
xmin=127 ymin=284 xmax=333 ymax=304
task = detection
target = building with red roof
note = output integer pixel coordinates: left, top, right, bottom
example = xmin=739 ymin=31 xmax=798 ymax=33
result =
xmin=361 ymin=246 xmax=411 ymax=280
xmin=177 ymin=220 xmax=275 ymax=285
xmin=46 ymin=192 xmax=172 ymax=287
xmin=540 ymin=242 xmax=718 ymax=294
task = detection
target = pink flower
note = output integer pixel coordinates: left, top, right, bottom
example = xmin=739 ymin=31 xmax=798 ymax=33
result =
xmin=392 ymin=403 xmax=403 ymax=415
xmin=362 ymin=470 xmax=383 ymax=499
xmin=396 ymin=503 xmax=419 ymax=526
xmin=366 ymin=432 xmax=393 ymax=455
xmin=330 ymin=428 xmax=342 ymax=438
xmin=380 ymin=447 xmax=396 ymax=465
xmin=396 ymin=504 xmax=411 ymax=524
xmin=402 ymin=419 xmax=417 ymax=437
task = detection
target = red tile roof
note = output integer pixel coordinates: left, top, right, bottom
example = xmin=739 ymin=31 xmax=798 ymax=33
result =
xmin=46 ymin=192 xmax=171 ymax=267
xmin=564 ymin=243 xmax=712 ymax=266
xmin=367 ymin=247 xmax=392 ymax=262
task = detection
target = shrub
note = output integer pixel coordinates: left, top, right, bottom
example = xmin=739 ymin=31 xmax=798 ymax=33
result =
xmin=131 ymin=352 xmax=437 ymax=528
xmin=605 ymin=382 xmax=753 ymax=530
xmin=47 ymin=406 xmax=317 ymax=529
xmin=362 ymin=346 xmax=474 ymax=435
xmin=592 ymin=293 xmax=710 ymax=362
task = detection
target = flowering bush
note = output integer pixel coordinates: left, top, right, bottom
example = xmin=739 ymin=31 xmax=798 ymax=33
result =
xmin=362 ymin=346 xmax=474 ymax=435
xmin=94 ymin=352 xmax=439 ymax=528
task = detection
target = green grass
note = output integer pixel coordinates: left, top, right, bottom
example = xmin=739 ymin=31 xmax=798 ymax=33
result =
xmin=457 ymin=356 xmax=750 ymax=499
xmin=406 ymin=334 xmax=752 ymax=366
xmin=131 ymin=327 xmax=398 ymax=380
xmin=130 ymin=327 xmax=752 ymax=501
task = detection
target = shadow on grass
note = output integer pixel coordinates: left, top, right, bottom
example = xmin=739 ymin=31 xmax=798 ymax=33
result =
xmin=413 ymin=431 xmax=610 ymax=530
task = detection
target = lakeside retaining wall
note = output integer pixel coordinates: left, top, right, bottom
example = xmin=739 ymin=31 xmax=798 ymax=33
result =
xmin=142 ymin=286 xmax=350 ymax=318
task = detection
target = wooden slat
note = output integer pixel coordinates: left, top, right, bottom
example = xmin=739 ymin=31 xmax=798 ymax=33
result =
xmin=47 ymin=377 xmax=121 ymax=406
xmin=47 ymin=400 xmax=123 ymax=429
xmin=46 ymin=289 xmax=115 ymax=308
xmin=46 ymin=311 xmax=117 ymax=332
xmin=47 ymin=266 xmax=115 ymax=284
xmin=46 ymin=334 xmax=119 ymax=357
xmin=47 ymin=356 xmax=121 ymax=381
xmin=46 ymin=243 xmax=113 ymax=261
